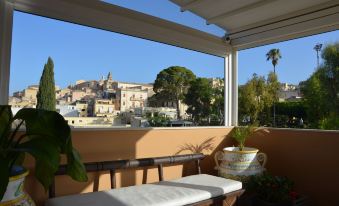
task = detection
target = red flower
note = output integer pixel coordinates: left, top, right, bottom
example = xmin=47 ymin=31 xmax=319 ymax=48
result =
xmin=289 ymin=191 xmax=298 ymax=200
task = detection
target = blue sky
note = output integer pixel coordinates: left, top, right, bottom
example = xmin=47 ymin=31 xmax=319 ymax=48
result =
xmin=9 ymin=1 xmax=339 ymax=94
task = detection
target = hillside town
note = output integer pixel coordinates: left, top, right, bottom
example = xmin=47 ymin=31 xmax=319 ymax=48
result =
xmin=8 ymin=71 xmax=301 ymax=128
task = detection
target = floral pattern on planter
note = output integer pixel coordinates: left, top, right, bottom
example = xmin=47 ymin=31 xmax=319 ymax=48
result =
xmin=0 ymin=170 xmax=35 ymax=206
xmin=215 ymin=147 xmax=267 ymax=182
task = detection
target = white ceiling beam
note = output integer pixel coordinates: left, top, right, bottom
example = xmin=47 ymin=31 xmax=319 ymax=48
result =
xmin=11 ymin=0 xmax=228 ymax=57
xmin=228 ymin=0 xmax=339 ymax=35
xmin=179 ymin=0 xmax=206 ymax=12
xmin=232 ymin=12 xmax=339 ymax=50
xmin=229 ymin=4 xmax=339 ymax=40
xmin=207 ymin=0 xmax=279 ymax=24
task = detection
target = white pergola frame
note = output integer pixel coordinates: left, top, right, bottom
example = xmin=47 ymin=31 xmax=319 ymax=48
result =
xmin=0 ymin=0 xmax=338 ymax=127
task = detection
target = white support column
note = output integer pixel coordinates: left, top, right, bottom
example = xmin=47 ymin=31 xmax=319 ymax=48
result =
xmin=224 ymin=45 xmax=238 ymax=126
xmin=224 ymin=55 xmax=229 ymax=126
xmin=231 ymin=49 xmax=238 ymax=126
xmin=224 ymin=46 xmax=232 ymax=126
xmin=0 ymin=0 xmax=13 ymax=104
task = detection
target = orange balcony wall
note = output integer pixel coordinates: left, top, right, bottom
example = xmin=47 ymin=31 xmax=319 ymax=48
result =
xmin=22 ymin=128 xmax=339 ymax=206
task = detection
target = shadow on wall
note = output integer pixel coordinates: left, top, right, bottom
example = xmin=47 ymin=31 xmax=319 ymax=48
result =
xmin=24 ymin=127 xmax=235 ymax=206
xmin=24 ymin=129 xmax=150 ymax=206
xmin=174 ymin=134 xmax=235 ymax=177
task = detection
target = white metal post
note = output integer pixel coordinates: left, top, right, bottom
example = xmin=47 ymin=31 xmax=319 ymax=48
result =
xmin=0 ymin=0 xmax=13 ymax=105
xmin=224 ymin=45 xmax=233 ymax=126
xmin=224 ymin=45 xmax=238 ymax=127
xmin=224 ymin=55 xmax=229 ymax=126
xmin=231 ymin=49 xmax=238 ymax=126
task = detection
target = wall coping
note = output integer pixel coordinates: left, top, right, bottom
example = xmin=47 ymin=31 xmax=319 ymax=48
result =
xmin=71 ymin=126 xmax=234 ymax=131
xmin=70 ymin=126 xmax=339 ymax=134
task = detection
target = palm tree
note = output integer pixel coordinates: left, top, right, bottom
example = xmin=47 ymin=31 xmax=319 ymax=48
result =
xmin=266 ymin=49 xmax=282 ymax=74
xmin=266 ymin=49 xmax=282 ymax=127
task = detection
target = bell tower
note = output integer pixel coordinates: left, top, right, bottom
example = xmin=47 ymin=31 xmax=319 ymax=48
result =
xmin=107 ymin=72 xmax=112 ymax=81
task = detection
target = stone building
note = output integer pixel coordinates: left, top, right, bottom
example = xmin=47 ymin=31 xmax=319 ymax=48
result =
xmin=94 ymin=99 xmax=116 ymax=117
xmin=116 ymin=87 xmax=149 ymax=112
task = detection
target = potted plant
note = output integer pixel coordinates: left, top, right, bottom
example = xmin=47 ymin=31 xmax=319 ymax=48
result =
xmin=0 ymin=105 xmax=88 ymax=205
xmin=214 ymin=125 xmax=269 ymax=182
xmin=247 ymin=173 xmax=295 ymax=206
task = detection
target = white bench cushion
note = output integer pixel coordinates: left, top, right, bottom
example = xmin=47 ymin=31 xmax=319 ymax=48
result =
xmin=45 ymin=174 xmax=242 ymax=206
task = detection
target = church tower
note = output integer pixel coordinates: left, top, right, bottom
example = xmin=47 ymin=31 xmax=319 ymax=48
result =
xmin=107 ymin=72 xmax=112 ymax=81
xmin=103 ymin=72 xmax=113 ymax=90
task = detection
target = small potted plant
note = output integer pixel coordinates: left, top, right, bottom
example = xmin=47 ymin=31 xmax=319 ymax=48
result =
xmin=247 ymin=173 xmax=294 ymax=206
xmin=0 ymin=105 xmax=88 ymax=205
xmin=215 ymin=125 xmax=269 ymax=182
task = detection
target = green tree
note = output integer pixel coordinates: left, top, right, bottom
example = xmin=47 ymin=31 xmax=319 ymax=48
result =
xmin=300 ymin=72 xmax=326 ymax=128
xmin=266 ymin=49 xmax=282 ymax=74
xmin=239 ymin=73 xmax=278 ymax=126
xmin=262 ymin=72 xmax=280 ymax=125
xmin=146 ymin=113 xmax=170 ymax=127
xmin=36 ymin=57 xmax=56 ymax=111
xmin=184 ymin=78 xmax=214 ymax=124
xmin=238 ymin=74 xmax=266 ymax=124
xmin=153 ymin=66 xmax=196 ymax=119
xmin=301 ymin=42 xmax=339 ymax=129
xmin=266 ymin=48 xmax=282 ymax=126
xmin=210 ymin=78 xmax=224 ymax=125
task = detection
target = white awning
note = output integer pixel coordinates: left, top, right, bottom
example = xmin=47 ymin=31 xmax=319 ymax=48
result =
xmin=170 ymin=0 xmax=339 ymax=49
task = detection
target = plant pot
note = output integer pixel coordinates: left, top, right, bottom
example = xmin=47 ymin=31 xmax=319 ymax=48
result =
xmin=214 ymin=147 xmax=267 ymax=182
xmin=0 ymin=166 xmax=35 ymax=206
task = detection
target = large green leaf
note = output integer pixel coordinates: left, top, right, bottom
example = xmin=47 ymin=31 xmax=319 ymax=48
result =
xmin=0 ymin=106 xmax=13 ymax=146
xmin=65 ymin=140 xmax=87 ymax=182
xmin=14 ymin=108 xmax=70 ymax=147
xmin=12 ymin=108 xmax=87 ymax=188
xmin=0 ymin=157 xmax=10 ymax=200
xmin=17 ymin=138 xmax=60 ymax=190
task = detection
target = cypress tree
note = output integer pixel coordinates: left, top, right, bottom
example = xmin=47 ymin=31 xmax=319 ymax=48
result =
xmin=36 ymin=57 xmax=56 ymax=111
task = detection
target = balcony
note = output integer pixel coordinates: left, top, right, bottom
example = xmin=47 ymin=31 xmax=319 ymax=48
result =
xmin=1 ymin=0 xmax=338 ymax=206
xmin=22 ymin=127 xmax=338 ymax=205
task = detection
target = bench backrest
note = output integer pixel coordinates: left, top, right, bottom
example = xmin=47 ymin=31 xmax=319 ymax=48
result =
xmin=49 ymin=153 xmax=205 ymax=198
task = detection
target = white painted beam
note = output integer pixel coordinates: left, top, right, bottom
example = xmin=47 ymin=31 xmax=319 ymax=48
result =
xmin=0 ymin=0 xmax=13 ymax=104
xmin=232 ymin=12 xmax=339 ymax=50
xmin=231 ymin=49 xmax=238 ymax=126
xmin=227 ymin=1 xmax=339 ymax=49
xmin=228 ymin=0 xmax=339 ymax=35
xmin=207 ymin=0 xmax=279 ymax=24
xmin=179 ymin=0 xmax=206 ymax=12
xmin=12 ymin=0 xmax=228 ymax=57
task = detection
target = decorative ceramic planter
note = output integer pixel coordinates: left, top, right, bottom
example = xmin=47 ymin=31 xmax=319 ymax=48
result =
xmin=0 ymin=166 xmax=35 ymax=206
xmin=214 ymin=147 xmax=267 ymax=182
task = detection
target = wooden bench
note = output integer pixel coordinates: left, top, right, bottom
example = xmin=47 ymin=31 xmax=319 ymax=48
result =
xmin=47 ymin=153 xmax=244 ymax=206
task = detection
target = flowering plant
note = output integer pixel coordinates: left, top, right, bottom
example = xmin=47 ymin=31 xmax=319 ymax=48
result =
xmin=247 ymin=172 xmax=294 ymax=203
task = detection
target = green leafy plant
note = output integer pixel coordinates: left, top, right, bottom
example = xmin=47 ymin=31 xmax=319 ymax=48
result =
xmin=247 ymin=173 xmax=294 ymax=203
xmin=147 ymin=115 xmax=170 ymax=127
xmin=0 ymin=105 xmax=88 ymax=200
xmin=230 ymin=125 xmax=269 ymax=151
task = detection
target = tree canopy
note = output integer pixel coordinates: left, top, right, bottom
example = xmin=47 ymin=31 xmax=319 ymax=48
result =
xmin=184 ymin=78 xmax=214 ymax=124
xmin=266 ymin=49 xmax=282 ymax=73
xmin=153 ymin=66 xmax=196 ymax=119
xmin=301 ymin=42 xmax=339 ymax=129
xmin=238 ymin=72 xmax=279 ymax=125
xmin=36 ymin=57 xmax=56 ymax=111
